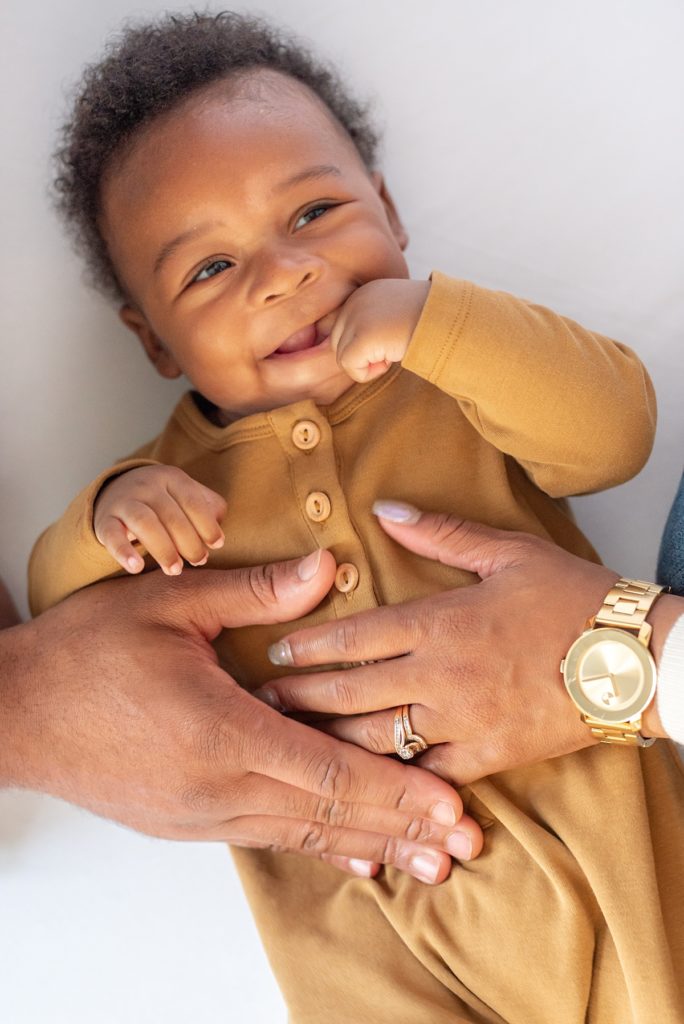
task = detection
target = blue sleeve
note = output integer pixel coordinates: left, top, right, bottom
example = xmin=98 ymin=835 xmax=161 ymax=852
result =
xmin=657 ymin=469 xmax=684 ymax=596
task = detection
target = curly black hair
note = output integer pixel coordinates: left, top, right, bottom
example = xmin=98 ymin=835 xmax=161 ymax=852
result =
xmin=53 ymin=10 xmax=381 ymax=302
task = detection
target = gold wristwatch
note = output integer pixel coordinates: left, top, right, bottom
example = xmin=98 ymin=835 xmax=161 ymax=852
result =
xmin=560 ymin=578 xmax=665 ymax=747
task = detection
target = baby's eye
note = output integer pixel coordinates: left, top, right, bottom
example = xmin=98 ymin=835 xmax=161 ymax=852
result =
xmin=193 ymin=258 xmax=233 ymax=283
xmin=295 ymin=205 xmax=332 ymax=229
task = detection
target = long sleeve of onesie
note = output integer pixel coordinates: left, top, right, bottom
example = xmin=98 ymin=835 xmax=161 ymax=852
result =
xmin=402 ymin=272 xmax=656 ymax=498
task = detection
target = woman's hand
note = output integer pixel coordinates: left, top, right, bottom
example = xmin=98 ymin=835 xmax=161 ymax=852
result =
xmin=254 ymin=503 xmax=630 ymax=784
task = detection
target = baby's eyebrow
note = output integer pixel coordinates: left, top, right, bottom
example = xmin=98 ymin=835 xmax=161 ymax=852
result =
xmin=273 ymin=163 xmax=342 ymax=193
xmin=154 ymin=220 xmax=226 ymax=276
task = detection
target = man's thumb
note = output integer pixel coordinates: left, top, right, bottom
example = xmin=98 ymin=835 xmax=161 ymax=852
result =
xmin=165 ymin=549 xmax=337 ymax=638
xmin=372 ymin=501 xmax=531 ymax=579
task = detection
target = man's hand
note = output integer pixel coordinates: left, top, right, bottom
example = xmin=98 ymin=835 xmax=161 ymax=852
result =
xmin=255 ymin=503 xmax=669 ymax=783
xmin=0 ymin=550 xmax=481 ymax=882
xmin=330 ymin=279 xmax=430 ymax=383
xmin=93 ymin=465 xmax=227 ymax=576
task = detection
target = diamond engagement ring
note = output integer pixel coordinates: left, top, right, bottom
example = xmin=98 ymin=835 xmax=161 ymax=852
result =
xmin=393 ymin=704 xmax=429 ymax=760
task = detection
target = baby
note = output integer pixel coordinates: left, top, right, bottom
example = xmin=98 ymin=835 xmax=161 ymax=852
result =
xmin=30 ymin=12 xmax=683 ymax=1023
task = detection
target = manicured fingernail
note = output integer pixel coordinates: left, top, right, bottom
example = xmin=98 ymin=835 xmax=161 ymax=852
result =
xmin=409 ymin=852 xmax=440 ymax=884
xmin=208 ymin=534 xmax=225 ymax=549
xmin=165 ymin=562 xmax=183 ymax=576
xmin=297 ymin=549 xmax=322 ymax=581
xmin=268 ymin=640 xmax=294 ymax=666
xmin=446 ymin=832 xmax=473 ymax=860
xmin=348 ymin=859 xmax=374 ymax=877
xmin=372 ymin=500 xmax=421 ymax=524
xmin=189 ymin=554 xmax=208 ymax=566
xmin=430 ymin=801 xmax=457 ymax=827
xmin=253 ymin=687 xmax=285 ymax=712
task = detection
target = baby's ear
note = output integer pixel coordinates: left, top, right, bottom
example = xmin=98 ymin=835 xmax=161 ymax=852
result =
xmin=370 ymin=171 xmax=409 ymax=250
xmin=119 ymin=305 xmax=181 ymax=379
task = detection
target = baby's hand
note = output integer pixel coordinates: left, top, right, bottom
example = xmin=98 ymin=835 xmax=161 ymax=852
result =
xmin=331 ymin=279 xmax=430 ymax=383
xmin=94 ymin=466 xmax=226 ymax=575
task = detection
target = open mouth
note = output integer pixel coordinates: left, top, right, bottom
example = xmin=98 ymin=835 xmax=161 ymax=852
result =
xmin=266 ymin=322 xmax=329 ymax=359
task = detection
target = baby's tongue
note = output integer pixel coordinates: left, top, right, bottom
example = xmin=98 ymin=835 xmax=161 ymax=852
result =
xmin=275 ymin=324 xmax=317 ymax=354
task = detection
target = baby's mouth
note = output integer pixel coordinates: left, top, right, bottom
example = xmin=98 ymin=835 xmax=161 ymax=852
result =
xmin=266 ymin=322 xmax=329 ymax=358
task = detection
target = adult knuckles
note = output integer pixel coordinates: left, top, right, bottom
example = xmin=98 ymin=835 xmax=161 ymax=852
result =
xmin=299 ymin=823 xmax=333 ymax=855
xmin=403 ymin=815 xmax=438 ymax=845
xmin=330 ymin=617 xmax=363 ymax=659
xmin=177 ymin=777 xmax=225 ymax=816
xmin=313 ymin=795 xmax=352 ymax=828
xmin=188 ymin=691 xmax=249 ymax=769
xmin=427 ymin=512 xmax=477 ymax=556
xmin=326 ymin=673 xmax=359 ymax=716
xmin=359 ymin=717 xmax=390 ymax=756
xmin=245 ymin=562 xmax=279 ymax=609
xmin=305 ymin=749 xmax=354 ymax=802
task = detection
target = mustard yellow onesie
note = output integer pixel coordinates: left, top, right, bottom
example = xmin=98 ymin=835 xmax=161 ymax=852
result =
xmin=30 ymin=274 xmax=684 ymax=1023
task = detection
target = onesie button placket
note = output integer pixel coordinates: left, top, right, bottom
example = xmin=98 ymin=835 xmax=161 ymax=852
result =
xmin=266 ymin=400 xmax=379 ymax=616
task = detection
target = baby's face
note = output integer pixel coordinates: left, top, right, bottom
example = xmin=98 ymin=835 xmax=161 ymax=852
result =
xmin=101 ymin=71 xmax=409 ymax=420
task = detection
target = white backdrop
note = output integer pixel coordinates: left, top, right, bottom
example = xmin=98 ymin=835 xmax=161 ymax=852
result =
xmin=1 ymin=1 xmax=683 ymax=1020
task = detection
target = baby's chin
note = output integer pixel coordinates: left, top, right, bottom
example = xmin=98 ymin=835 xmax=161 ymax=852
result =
xmin=210 ymin=369 xmax=355 ymax=423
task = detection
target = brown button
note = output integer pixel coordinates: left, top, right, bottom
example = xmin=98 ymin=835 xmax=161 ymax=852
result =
xmin=292 ymin=419 xmax=321 ymax=451
xmin=305 ymin=491 xmax=331 ymax=522
xmin=335 ymin=563 xmax=359 ymax=593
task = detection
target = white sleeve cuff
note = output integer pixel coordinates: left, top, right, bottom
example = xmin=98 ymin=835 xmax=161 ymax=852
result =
xmin=657 ymin=614 xmax=684 ymax=744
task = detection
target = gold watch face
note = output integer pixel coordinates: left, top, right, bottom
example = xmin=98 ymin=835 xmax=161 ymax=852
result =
xmin=562 ymin=628 xmax=657 ymax=723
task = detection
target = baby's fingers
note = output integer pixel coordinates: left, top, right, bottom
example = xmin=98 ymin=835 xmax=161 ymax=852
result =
xmin=95 ymin=515 xmax=146 ymax=574
xmin=166 ymin=474 xmax=226 ymax=551
xmin=112 ymin=501 xmax=184 ymax=575
xmin=333 ymin=330 xmax=391 ymax=384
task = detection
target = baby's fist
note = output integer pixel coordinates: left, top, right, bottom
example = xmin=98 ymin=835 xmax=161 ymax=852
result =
xmin=331 ymin=279 xmax=430 ymax=383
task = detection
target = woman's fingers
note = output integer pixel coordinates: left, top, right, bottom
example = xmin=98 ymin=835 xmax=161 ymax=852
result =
xmin=266 ymin=598 xmax=428 ymax=669
xmin=314 ymin=704 xmax=436 ymax=755
xmin=254 ymin=658 xmax=420 ymax=716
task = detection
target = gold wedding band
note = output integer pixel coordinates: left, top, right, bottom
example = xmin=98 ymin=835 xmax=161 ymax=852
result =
xmin=393 ymin=704 xmax=429 ymax=760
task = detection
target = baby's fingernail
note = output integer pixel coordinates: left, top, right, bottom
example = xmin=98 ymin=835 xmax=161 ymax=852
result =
xmin=409 ymin=852 xmax=440 ymax=884
xmin=208 ymin=534 xmax=225 ymax=549
xmin=268 ymin=640 xmax=294 ymax=667
xmin=348 ymin=859 xmax=374 ymax=877
xmin=253 ymin=688 xmax=285 ymax=712
xmin=297 ymin=549 xmax=322 ymax=581
xmin=372 ymin=500 xmax=421 ymax=524
xmin=446 ymin=832 xmax=473 ymax=861
xmin=430 ymin=801 xmax=457 ymax=827
xmin=189 ymin=554 xmax=208 ymax=566
xmin=126 ymin=556 xmax=142 ymax=572
xmin=165 ymin=562 xmax=183 ymax=576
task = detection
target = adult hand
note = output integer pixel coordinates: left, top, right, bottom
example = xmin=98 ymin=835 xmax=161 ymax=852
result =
xmin=0 ymin=550 xmax=481 ymax=882
xmin=255 ymin=504 xmax=678 ymax=783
